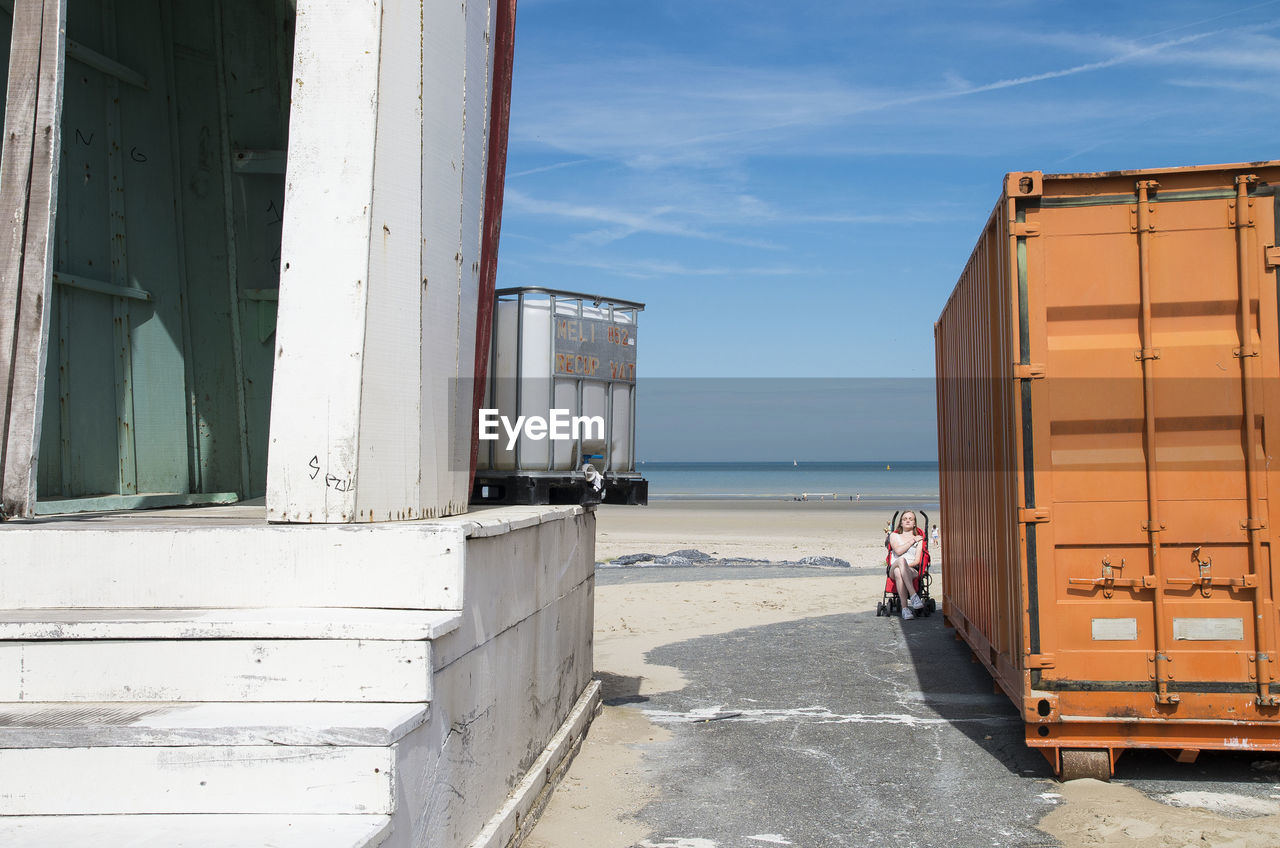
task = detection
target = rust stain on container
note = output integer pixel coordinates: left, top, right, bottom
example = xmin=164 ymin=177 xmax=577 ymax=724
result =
xmin=936 ymin=160 xmax=1280 ymax=780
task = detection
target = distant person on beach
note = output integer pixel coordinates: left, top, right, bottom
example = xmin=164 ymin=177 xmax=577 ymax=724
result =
xmin=887 ymin=510 xmax=926 ymax=620
xmin=931 ymin=524 xmax=939 ymax=545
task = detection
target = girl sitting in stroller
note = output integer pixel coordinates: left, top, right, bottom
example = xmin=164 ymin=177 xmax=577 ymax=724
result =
xmin=887 ymin=510 xmax=927 ymax=620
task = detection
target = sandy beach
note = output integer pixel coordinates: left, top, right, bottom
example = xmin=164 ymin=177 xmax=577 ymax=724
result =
xmin=594 ymin=499 xmax=921 ymax=564
xmin=524 ymin=500 xmax=1280 ymax=848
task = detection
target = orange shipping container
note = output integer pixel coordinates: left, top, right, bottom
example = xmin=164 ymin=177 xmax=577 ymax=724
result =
xmin=935 ymin=161 xmax=1280 ymax=780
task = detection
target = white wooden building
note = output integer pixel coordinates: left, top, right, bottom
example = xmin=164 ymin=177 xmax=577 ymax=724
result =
xmin=0 ymin=2 xmax=599 ymax=845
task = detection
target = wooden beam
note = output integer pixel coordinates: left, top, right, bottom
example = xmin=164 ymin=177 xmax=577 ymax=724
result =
xmin=230 ymin=149 xmax=287 ymax=175
xmin=52 ymin=272 xmax=152 ymax=302
xmin=1 ymin=0 xmax=66 ymax=518
xmin=0 ymin=0 xmax=45 ymax=516
xmin=266 ymin=0 xmax=383 ymax=523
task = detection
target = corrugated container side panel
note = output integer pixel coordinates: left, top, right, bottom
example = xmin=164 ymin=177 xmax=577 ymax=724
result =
xmin=938 ymin=198 xmax=1023 ymax=679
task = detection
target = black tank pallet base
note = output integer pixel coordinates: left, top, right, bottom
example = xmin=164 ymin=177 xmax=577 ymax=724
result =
xmin=471 ymin=474 xmax=648 ymax=506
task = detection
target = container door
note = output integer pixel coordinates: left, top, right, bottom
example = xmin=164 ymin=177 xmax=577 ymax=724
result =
xmin=1026 ymin=180 xmax=1279 ymax=709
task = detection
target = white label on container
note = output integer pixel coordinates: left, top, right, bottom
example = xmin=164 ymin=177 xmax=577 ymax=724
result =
xmin=1173 ymin=618 xmax=1244 ymax=641
xmin=1092 ymin=618 xmax=1138 ymax=641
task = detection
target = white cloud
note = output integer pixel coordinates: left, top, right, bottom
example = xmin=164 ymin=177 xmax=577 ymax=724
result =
xmin=544 ymin=255 xmax=824 ymax=280
xmin=504 ymin=188 xmax=780 ymax=249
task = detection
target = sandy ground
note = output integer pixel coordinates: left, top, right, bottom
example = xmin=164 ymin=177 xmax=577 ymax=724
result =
xmin=527 ymin=502 xmax=912 ymax=848
xmin=525 ymin=501 xmax=1277 ymax=848
xmin=593 ymin=500 xmax=910 ymax=563
xmin=524 ymin=570 xmax=886 ymax=848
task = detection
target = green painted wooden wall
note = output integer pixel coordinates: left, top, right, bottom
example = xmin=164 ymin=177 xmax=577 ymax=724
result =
xmin=8 ymin=0 xmax=293 ymax=510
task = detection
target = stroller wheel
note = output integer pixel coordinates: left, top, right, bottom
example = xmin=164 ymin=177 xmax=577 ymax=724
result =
xmin=876 ymin=602 xmax=885 ymax=617
xmin=926 ymin=598 xmax=936 ymax=613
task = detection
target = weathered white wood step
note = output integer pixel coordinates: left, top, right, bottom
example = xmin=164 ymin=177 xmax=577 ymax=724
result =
xmin=0 ymin=522 xmax=466 ymax=609
xmin=0 ymin=638 xmax=432 ymax=702
xmin=0 ymin=814 xmax=392 ymax=846
xmin=0 ymin=745 xmax=394 ymax=814
xmin=0 ymin=701 xmax=428 ymax=747
xmin=0 ymin=607 xmax=461 ymax=640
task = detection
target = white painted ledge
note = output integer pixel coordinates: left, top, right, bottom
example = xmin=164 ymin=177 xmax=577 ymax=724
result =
xmin=0 ymin=608 xmax=462 ymax=641
xmin=0 ymin=701 xmax=429 ymax=748
xmin=0 ymin=814 xmax=392 ymax=847
xmin=438 ymin=504 xmax=585 ymax=538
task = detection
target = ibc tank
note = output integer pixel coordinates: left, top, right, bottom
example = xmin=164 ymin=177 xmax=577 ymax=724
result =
xmin=474 ymin=287 xmax=646 ymax=505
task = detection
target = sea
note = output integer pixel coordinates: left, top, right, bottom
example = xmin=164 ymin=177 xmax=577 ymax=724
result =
xmin=640 ymin=461 xmax=939 ymax=508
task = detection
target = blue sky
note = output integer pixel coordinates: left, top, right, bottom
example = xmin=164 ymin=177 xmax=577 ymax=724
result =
xmin=494 ymin=1 xmax=1280 ymax=458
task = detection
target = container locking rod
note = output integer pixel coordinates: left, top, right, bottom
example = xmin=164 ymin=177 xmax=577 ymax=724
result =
xmin=1067 ymin=557 xmax=1152 ymax=598
xmin=1135 ymin=180 xmax=1177 ymax=707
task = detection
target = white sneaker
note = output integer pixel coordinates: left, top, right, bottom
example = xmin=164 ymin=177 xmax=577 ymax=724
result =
xmin=901 ymin=607 xmax=915 ymax=620
xmin=910 ymin=594 xmax=924 ymax=611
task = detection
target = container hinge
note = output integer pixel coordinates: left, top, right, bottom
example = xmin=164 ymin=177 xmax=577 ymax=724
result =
xmin=1129 ymin=204 xmax=1156 ymax=233
xmin=1134 ymin=348 xmax=1161 ymax=361
xmin=1227 ymin=198 xmax=1255 ymax=228
xmin=1266 ymin=245 xmax=1280 ymax=269
xmin=1026 ymin=653 xmax=1055 ymax=669
xmin=1018 ymin=507 xmax=1050 ymax=524
xmin=1241 ymin=518 xmax=1267 ymax=531
xmin=1234 ymin=347 xmax=1259 ymax=359
xmin=1147 ymin=653 xmax=1179 ymax=699
xmin=1012 ymin=363 xmax=1046 ymax=380
xmin=1012 ymin=222 xmax=1041 ymax=238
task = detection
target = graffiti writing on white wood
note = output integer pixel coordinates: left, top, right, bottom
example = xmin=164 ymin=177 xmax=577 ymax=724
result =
xmin=308 ymin=455 xmax=356 ymax=492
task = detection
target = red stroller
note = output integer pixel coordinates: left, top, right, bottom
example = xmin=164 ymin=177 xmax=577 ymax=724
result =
xmin=875 ymin=509 xmax=936 ymax=618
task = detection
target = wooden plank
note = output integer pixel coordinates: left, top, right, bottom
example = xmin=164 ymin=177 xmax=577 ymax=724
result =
xmin=0 ymin=701 xmax=429 ymax=748
xmin=0 ymin=522 xmax=466 ymax=610
xmin=230 ymin=148 xmax=286 ymax=174
xmin=0 ymin=745 xmax=394 ymax=814
xmin=211 ymin=0 xmax=253 ymax=499
xmin=101 ymin=0 xmax=138 ymax=498
xmin=2 ymin=0 xmax=66 ymax=518
xmin=266 ymin=0 xmax=383 ymax=522
xmin=452 ymin=0 xmax=495 ymax=511
xmin=354 ymin=0 xmax=423 ymax=522
xmin=52 ymin=24 xmax=118 ymax=498
xmin=420 ymin=0 xmax=468 ymax=519
xmin=0 ymin=606 xmax=461 ymax=641
xmin=0 ymin=5 xmax=43 ymax=460
xmin=0 ymin=814 xmax=394 ymax=847
xmin=115 ymin=0 xmax=193 ymax=498
xmin=33 ymin=490 xmax=238 ymax=515
xmin=168 ymin=11 xmax=243 ymax=497
xmin=51 ymin=271 xmax=151 ymax=301
xmin=0 ymin=638 xmax=432 ymax=702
